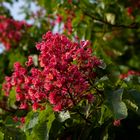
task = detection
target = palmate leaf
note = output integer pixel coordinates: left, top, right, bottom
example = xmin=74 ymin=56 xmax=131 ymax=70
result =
xmin=105 ymin=88 xmax=128 ymax=120
xmin=128 ymin=89 xmax=140 ymax=115
xmin=25 ymin=111 xmax=39 ymax=131
xmin=31 ymin=121 xmax=48 ymax=140
xmin=25 ymin=105 xmax=55 ymax=140
xmin=0 ymin=123 xmax=26 ymax=140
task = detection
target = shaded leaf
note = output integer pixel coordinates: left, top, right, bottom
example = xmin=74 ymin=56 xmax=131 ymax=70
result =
xmin=105 ymin=88 xmax=128 ymax=120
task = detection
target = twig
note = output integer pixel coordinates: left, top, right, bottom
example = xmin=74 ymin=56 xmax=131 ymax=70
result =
xmin=0 ymin=102 xmax=15 ymax=113
xmin=84 ymin=11 xmax=139 ymax=29
xmin=67 ymin=87 xmax=92 ymax=124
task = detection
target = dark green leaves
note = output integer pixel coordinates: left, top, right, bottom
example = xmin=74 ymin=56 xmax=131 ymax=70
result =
xmin=0 ymin=123 xmax=26 ymax=140
xmin=128 ymin=89 xmax=140 ymax=114
xmin=105 ymin=88 xmax=128 ymax=120
xmin=24 ymin=106 xmax=55 ymax=140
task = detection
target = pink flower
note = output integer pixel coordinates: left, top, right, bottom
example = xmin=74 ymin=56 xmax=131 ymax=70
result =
xmin=32 ymin=102 xmax=40 ymax=111
xmin=16 ymin=86 xmax=22 ymax=93
xmin=25 ymin=56 xmax=33 ymax=67
xmin=85 ymin=94 xmax=95 ymax=103
xmin=14 ymin=62 xmax=21 ymax=70
xmin=20 ymin=117 xmax=25 ymax=124
xmin=49 ymin=92 xmax=58 ymax=104
xmin=16 ymin=93 xmax=25 ymax=101
xmin=113 ymin=120 xmax=121 ymax=127
xmin=19 ymin=102 xmax=28 ymax=110
xmin=53 ymin=103 xmax=62 ymax=112
xmin=119 ymin=70 xmax=140 ymax=79
xmin=56 ymin=14 xmax=62 ymax=23
xmin=127 ymin=7 xmax=133 ymax=15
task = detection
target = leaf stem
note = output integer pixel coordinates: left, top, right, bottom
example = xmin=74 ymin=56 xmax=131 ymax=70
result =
xmin=67 ymin=87 xmax=92 ymax=124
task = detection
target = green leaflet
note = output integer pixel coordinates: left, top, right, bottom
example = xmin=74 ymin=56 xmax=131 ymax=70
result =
xmin=25 ymin=105 xmax=55 ymax=140
xmin=105 ymin=88 xmax=128 ymax=120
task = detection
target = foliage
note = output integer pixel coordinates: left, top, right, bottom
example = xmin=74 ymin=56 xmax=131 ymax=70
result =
xmin=0 ymin=0 xmax=140 ymax=139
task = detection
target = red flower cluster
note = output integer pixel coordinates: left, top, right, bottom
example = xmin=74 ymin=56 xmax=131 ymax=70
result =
xmin=0 ymin=16 xmax=30 ymax=50
xmin=13 ymin=116 xmax=25 ymax=124
xmin=127 ymin=7 xmax=133 ymax=15
xmin=63 ymin=10 xmax=75 ymax=34
xmin=55 ymin=9 xmax=75 ymax=34
xmin=3 ymin=60 xmax=46 ymax=111
xmin=55 ymin=14 xmax=63 ymax=24
xmin=3 ymin=31 xmax=101 ymax=112
xmin=119 ymin=70 xmax=140 ymax=79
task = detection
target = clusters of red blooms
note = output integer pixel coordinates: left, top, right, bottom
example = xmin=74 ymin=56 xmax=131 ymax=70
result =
xmin=3 ymin=31 xmax=101 ymax=112
xmin=0 ymin=16 xmax=30 ymax=50
xmin=55 ymin=14 xmax=63 ymax=24
xmin=13 ymin=116 xmax=25 ymax=124
xmin=119 ymin=70 xmax=140 ymax=79
xmin=63 ymin=10 xmax=75 ymax=34
xmin=55 ymin=9 xmax=75 ymax=34
xmin=127 ymin=7 xmax=133 ymax=16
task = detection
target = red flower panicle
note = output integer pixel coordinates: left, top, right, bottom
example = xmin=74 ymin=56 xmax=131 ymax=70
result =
xmin=3 ymin=31 xmax=101 ymax=112
xmin=120 ymin=70 xmax=140 ymax=79
xmin=20 ymin=117 xmax=26 ymax=124
xmin=0 ymin=16 xmax=30 ymax=50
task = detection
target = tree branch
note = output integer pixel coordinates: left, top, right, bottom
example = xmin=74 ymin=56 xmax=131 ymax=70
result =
xmin=67 ymin=87 xmax=92 ymax=124
xmin=84 ymin=11 xmax=139 ymax=29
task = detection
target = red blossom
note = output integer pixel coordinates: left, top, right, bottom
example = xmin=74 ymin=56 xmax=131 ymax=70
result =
xmin=53 ymin=103 xmax=63 ymax=112
xmin=25 ymin=56 xmax=33 ymax=67
xmin=120 ymin=70 xmax=140 ymax=79
xmin=0 ymin=16 xmax=31 ymax=50
xmin=13 ymin=116 xmax=19 ymax=122
xmin=20 ymin=117 xmax=25 ymax=124
xmin=68 ymin=0 xmax=72 ymax=4
xmin=56 ymin=14 xmax=63 ymax=23
xmin=16 ymin=93 xmax=25 ymax=101
xmin=32 ymin=102 xmax=40 ymax=111
xmin=19 ymin=102 xmax=28 ymax=110
xmin=113 ymin=120 xmax=121 ymax=127
xmin=127 ymin=7 xmax=133 ymax=15
xmin=85 ymin=94 xmax=95 ymax=103
xmin=3 ymin=31 xmax=102 ymax=112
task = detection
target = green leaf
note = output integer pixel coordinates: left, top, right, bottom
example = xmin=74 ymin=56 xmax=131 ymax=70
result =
xmin=105 ymin=88 xmax=128 ymax=120
xmin=25 ymin=111 xmax=39 ymax=131
xmin=99 ymin=105 xmax=112 ymax=125
xmin=58 ymin=110 xmax=70 ymax=122
xmin=0 ymin=124 xmax=26 ymax=140
xmin=8 ymin=49 xmax=26 ymax=69
xmin=25 ymin=105 xmax=55 ymax=140
xmin=0 ymin=131 xmax=4 ymax=140
xmin=128 ymin=89 xmax=140 ymax=105
xmin=49 ymin=119 xmax=64 ymax=140
xmin=38 ymin=105 xmax=55 ymax=132
xmin=128 ymin=89 xmax=140 ymax=114
xmin=8 ymin=87 xmax=16 ymax=107
xmin=124 ymin=99 xmax=138 ymax=112
xmin=31 ymin=121 xmax=48 ymax=140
